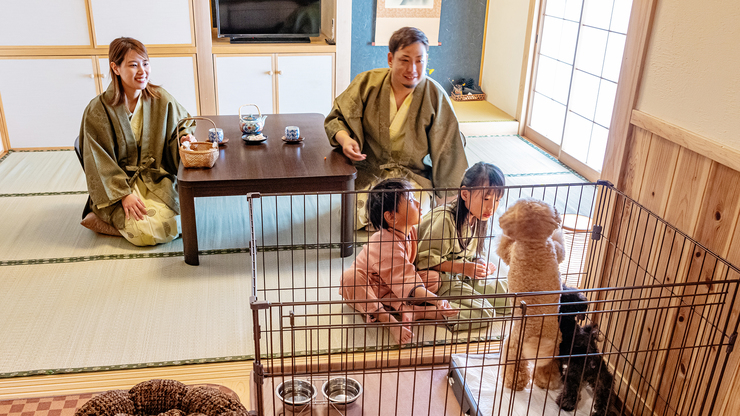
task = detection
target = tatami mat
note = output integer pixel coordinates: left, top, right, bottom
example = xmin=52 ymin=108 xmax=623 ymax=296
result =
xmin=0 ymin=253 xmax=253 ymax=375
xmin=0 ymin=194 xmax=348 ymax=263
xmin=0 ymin=137 xmax=588 ymax=377
xmin=465 ymin=135 xmax=572 ymax=176
xmin=0 ymin=151 xmax=86 ymax=195
xmin=451 ymin=100 xmax=515 ymax=123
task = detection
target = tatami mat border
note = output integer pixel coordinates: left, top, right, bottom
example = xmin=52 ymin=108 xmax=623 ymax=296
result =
xmin=0 ymin=355 xmax=254 ymax=379
xmin=0 ymin=334 xmax=501 ymax=379
xmin=0 ymin=149 xmax=74 ymax=161
xmin=0 ymin=244 xmax=357 ymax=266
xmin=0 ymin=191 xmax=88 ymax=197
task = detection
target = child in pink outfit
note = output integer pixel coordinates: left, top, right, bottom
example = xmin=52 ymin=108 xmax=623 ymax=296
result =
xmin=340 ymin=179 xmax=458 ymax=345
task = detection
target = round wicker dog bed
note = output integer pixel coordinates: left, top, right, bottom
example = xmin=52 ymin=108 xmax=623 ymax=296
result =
xmin=73 ymin=379 xmax=248 ymax=416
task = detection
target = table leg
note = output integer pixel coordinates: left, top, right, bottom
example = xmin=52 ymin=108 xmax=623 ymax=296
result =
xmin=340 ymin=192 xmax=354 ymax=257
xmin=180 ymin=183 xmax=199 ymax=265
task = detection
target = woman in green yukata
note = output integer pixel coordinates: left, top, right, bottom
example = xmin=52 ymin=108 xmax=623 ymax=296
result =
xmin=325 ymin=27 xmax=469 ymax=229
xmin=78 ymin=37 xmax=195 ymax=246
xmin=415 ymin=162 xmax=510 ymax=331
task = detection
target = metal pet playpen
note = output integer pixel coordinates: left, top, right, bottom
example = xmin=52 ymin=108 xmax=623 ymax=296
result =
xmin=242 ymin=182 xmax=740 ymax=416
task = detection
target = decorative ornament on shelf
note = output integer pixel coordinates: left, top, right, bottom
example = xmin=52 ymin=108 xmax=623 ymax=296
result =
xmin=448 ymin=76 xmax=486 ymax=101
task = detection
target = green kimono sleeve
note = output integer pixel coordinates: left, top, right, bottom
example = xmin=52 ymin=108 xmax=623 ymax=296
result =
xmin=416 ymin=205 xmax=458 ymax=270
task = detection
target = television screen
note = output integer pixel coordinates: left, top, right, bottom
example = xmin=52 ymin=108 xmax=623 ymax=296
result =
xmin=215 ymin=0 xmax=321 ymax=42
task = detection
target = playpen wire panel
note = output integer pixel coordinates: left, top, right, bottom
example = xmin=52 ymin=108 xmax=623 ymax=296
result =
xmin=245 ymin=183 xmax=740 ymax=416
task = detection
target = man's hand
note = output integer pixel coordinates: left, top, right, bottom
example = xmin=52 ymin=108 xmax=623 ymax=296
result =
xmin=122 ymin=194 xmax=147 ymax=221
xmin=335 ymin=130 xmax=366 ymax=161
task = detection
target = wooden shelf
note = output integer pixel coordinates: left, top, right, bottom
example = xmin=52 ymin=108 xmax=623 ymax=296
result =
xmin=211 ymin=29 xmax=335 ymax=54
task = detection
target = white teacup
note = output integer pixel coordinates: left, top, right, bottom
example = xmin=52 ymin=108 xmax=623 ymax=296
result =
xmin=208 ymin=128 xmax=224 ymax=144
xmin=285 ymin=126 xmax=300 ymax=141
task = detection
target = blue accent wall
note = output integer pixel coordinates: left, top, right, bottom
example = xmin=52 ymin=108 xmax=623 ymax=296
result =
xmin=350 ymin=0 xmax=488 ymax=94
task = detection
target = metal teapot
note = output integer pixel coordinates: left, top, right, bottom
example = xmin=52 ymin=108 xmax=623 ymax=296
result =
xmin=239 ymin=104 xmax=267 ymax=135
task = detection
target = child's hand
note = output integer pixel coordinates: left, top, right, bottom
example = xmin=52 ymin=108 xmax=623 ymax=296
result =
xmin=437 ymin=299 xmax=459 ymax=317
xmin=462 ymin=259 xmax=496 ymax=279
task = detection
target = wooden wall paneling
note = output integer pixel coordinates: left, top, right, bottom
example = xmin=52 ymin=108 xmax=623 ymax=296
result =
xmin=662 ymin=147 xmax=713 ymax=236
xmin=600 ymin=0 xmax=658 ymax=187
xmin=638 ymin=134 xmax=680 ymax=216
xmin=719 ymin=264 xmax=740 ymax=416
xmin=620 ymin=126 xmax=652 ymax=200
xmin=692 ymin=163 xmax=740 ymax=255
xmin=715 ymin=186 xmax=740 ymax=416
xmin=652 ymin=163 xmax=740 ymax=415
xmin=593 ymin=195 xmax=658 ymax=416
xmin=631 ymin=110 xmax=740 ymax=176
xmin=651 ymin=245 xmax=729 ymax=416
xmin=643 ymin=146 xmax=711 ymax=413
xmin=606 ymin=133 xmax=682 ymax=413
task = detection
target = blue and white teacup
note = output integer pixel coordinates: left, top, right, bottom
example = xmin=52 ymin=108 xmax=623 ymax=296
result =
xmin=285 ymin=126 xmax=300 ymax=141
xmin=208 ymin=127 xmax=224 ymax=144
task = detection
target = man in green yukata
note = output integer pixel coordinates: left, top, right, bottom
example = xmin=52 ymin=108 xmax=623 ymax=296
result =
xmin=325 ymin=26 xmax=469 ymax=229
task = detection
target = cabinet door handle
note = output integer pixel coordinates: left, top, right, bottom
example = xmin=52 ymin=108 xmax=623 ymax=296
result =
xmin=88 ymin=74 xmax=95 ymax=79
xmin=275 ymin=70 xmax=282 ymax=75
xmin=267 ymin=71 xmax=274 ymax=75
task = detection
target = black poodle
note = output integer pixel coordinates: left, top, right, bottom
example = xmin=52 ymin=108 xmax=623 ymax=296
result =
xmin=558 ymin=286 xmax=618 ymax=416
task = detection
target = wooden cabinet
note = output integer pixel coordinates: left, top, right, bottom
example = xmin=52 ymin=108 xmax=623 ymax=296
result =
xmin=0 ymin=1 xmax=340 ymax=150
xmin=89 ymin=0 xmax=193 ymax=46
xmin=214 ymin=53 xmax=334 ymax=116
xmin=276 ymin=54 xmax=334 ymax=115
xmin=0 ymin=1 xmax=90 ymax=46
xmin=0 ymin=0 xmax=199 ymax=149
xmin=0 ymin=57 xmax=99 ymax=148
xmin=98 ymin=55 xmax=200 ymax=116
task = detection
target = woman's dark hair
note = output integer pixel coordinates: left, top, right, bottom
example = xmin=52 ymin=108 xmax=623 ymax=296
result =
xmin=452 ymin=162 xmax=505 ymax=255
xmin=388 ymin=27 xmax=429 ymax=55
xmin=366 ymin=178 xmax=413 ymax=230
xmin=108 ymin=37 xmax=160 ymax=107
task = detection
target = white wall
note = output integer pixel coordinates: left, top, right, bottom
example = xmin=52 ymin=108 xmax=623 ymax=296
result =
xmin=636 ymin=0 xmax=740 ymax=150
xmin=480 ymin=0 xmax=532 ymax=119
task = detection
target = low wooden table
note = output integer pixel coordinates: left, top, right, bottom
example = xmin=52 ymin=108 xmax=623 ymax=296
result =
xmin=177 ymin=113 xmax=356 ymax=265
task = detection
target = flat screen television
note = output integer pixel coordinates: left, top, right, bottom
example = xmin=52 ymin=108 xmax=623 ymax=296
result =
xmin=213 ymin=0 xmax=321 ymax=43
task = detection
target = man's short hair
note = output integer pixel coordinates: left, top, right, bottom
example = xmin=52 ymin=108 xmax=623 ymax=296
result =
xmin=388 ymin=27 xmax=429 ymax=55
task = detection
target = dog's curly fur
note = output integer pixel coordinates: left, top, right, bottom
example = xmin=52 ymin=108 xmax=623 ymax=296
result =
xmin=497 ymin=198 xmax=564 ymax=391
xmin=559 ymin=287 xmax=618 ymax=416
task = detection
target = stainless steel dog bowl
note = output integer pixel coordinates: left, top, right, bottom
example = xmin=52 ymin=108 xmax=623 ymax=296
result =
xmin=275 ymin=379 xmax=317 ymax=407
xmin=321 ymin=377 xmax=363 ymax=405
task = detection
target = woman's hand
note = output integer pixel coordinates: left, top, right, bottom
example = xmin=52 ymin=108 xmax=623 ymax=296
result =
xmin=122 ymin=194 xmax=147 ymax=221
xmin=462 ymin=259 xmax=497 ymax=279
xmin=180 ymin=133 xmax=195 ymax=144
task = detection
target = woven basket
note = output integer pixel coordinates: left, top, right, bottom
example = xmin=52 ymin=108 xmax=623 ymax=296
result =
xmin=176 ymin=117 xmax=220 ymax=169
xmin=451 ymin=91 xmax=487 ymax=102
xmin=180 ymin=141 xmax=219 ymax=168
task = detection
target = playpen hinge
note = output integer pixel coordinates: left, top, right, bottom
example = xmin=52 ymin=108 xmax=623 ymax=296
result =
xmin=253 ymin=362 xmax=265 ymax=385
xmin=250 ymin=298 xmax=271 ymax=310
xmin=727 ymin=332 xmax=737 ymax=353
xmin=246 ymin=192 xmax=261 ymax=199
xmin=591 ymin=225 xmax=602 ymax=241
